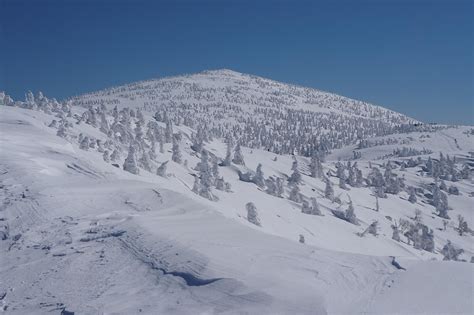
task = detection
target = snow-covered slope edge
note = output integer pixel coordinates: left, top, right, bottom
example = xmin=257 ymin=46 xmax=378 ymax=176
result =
xmin=0 ymin=105 xmax=472 ymax=314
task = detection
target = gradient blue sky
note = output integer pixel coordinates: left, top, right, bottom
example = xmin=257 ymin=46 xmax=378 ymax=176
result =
xmin=1 ymin=0 xmax=472 ymax=124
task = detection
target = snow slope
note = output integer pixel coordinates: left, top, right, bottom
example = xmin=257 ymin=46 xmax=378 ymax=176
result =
xmin=1 ymin=70 xmax=473 ymax=314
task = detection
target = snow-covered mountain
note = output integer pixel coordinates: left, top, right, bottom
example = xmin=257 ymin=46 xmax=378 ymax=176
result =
xmin=0 ymin=71 xmax=473 ymax=314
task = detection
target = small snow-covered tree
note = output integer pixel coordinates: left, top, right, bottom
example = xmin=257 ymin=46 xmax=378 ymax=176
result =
xmin=457 ymin=215 xmax=469 ymax=236
xmin=391 ymin=223 xmax=401 ymax=242
xmin=221 ymin=136 xmax=233 ymax=166
xmin=79 ymin=136 xmax=90 ymax=151
xmin=345 ymin=198 xmax=358 ymax=225
xmin=324 ymin=177 xmax=334 ymax=201
xmin=103 ymin=150 xmax=110 ymax=163
xmin=156 ymin=161 xmax=168 ymax=177
xmin=408 ymin=187 xmax=417 ymax=203
xmin=301 ymin=200 xmax=311 ymax=214
xmin=123 ymin=145 xmax=140 ymax=175
xmin=276 ymin=177 xmax=284 ymax=197
xmin=171 ymin=135 xmax=182 ymax=164
xmin=57 ymin=124 xmax=67 ymax=138
xmin=441 ymin=240 xmax=464 ymax=261
xmin=246 ymin=202 xmax=261 ymax=226
xmin=110 ymin=149 xmax=120 ymax=162
xmin=288 ymin=159 xmax=302 ymax=185
xmin=289 ymin=184 xmax=302 ymax=203
xmin=232 ymin=143 xmax=245 ymax=165
xmin=139 ymin=151 xmax=153 ymax=172
xmin=253 ymin=163 xmax=265 ymax=188
xmin=310 ymin=197 xmax=322 ymax=215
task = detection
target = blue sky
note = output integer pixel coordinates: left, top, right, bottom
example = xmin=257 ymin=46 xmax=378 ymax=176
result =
xmin=1 ymin=0 xmax=472 ymax=124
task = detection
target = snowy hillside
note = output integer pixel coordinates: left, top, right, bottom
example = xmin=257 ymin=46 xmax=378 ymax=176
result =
xmin=0 ymin=71 xmax=473 ymax=314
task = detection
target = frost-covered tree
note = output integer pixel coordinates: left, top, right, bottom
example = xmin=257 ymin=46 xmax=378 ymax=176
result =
xmin=441 ymin=240 xmax=463 ymax=261
xmin=56 ymin=124 xmax=67 ymax=139
xmin=110 ymin=149 xmax=120 ymax=162
xmin=253 ymin=163 xmax=265 ymax=188
xmin=123 ymin=145 xmax=140 ymax=175
xmin=221 ymin=136 xmax=233 ymax=166
xmin=215 ymin=177 xmax=225 ymax=191
xmin=408 ymin=187 xmax=417 ymax=203
xmin=164 ymin=118 xmax=173 ymax=143
xmin=359 ymin=221 xmax=378 ymax=237
xmin=432 ymin=184 xmax=449 ymax=219
xmin=265 ymin=177 xmax=277 ymax=196
xmin=139 ymin=151 xmax=153 ymax=172
xmin=310 ymin=197 xmax=322 ymax=215
xmin=103 ymin=150 xmax=110 ymax=163
xmin=339 ymin=177 xmax=348 ymax=190
xmin=309 ymin=153 xmax=323 ymax=178
xmin=457 ymin=215 xmax=469 ymax=236
xmin=194 ymin=150 xmax=216 ymax=201
xmin=156 ymin=161 xmax=168 ymax=177
xmin=299 ymin=234 xmax=305 ymax=243
xmin=246 ymin=202 xmax=261 ymax=226
xmin=324 ymin=177 xmax=334 ymax=201
xmin=276 ymin=177 xmax=284 ymax=197
xmin=288 ymin=159 xmax=302 ymax=185
xmin=48 ymin=119 xmax=58 ymax=128
xmin=289 ymin=184 xmax=302 ymax=203
xmin=171 ymin=135 xmax=182 ymax=164
xmin=232 ymin=143 xmax=245 ymax=165
xmin=345 ymin=198 xmax=358 ymax=225
xmin=79 ymin=136 xmax=90 ymax=151
xmin=391 ymin=223 xmax=401 ymax=242
xmin=301 ymin=200 xmax=311 ymax=214
xmin=192 ymin=175 xmax=200 ymax=194
xmin=302 ymin=197 xmax=322 ymax=216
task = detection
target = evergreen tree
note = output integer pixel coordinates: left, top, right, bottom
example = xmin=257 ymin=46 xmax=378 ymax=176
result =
xmin=288 ymin=159 xmax=302 ymax=185
xmin=123 ymin=145 xmax=140 ymax=175
xmin=324 ymin=177 xmax=334 ymax=201
xmin=246 ymin=202 xmax=261 ymax=226
xmin=254 ymin=163 xmax=265 ymax=188
xmin=156 ymin=161 xmax=168 ymax=177
xmin=232 ymin=143 xmax=245 ymax=165
xmin=289 ymin=184 xmax=302 ymax=203
xmin=103 ymin=150 xmax=110 ymax=163
xmin=441 ymin=240 xmax=463 ymax=261
xmin=171 ymin=135 xmax=182 ymax=164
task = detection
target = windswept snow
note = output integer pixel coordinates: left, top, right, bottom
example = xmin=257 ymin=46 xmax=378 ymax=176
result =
xmin=0 ymin=70 xmax=473 ymax=314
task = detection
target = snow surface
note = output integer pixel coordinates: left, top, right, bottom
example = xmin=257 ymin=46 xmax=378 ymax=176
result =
xmin=1 ymin=70 xmax=473 ymax=314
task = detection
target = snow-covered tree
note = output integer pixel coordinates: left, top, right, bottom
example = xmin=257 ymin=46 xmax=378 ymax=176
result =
xmin=79 ymin=136 xmax=90 ymax=151
xmin=232 ymin=143 xmax=245 ymax=165
xmin=253 ymin=163 xmax=265 ymax=188
xmin=324 ymin=177 xmax=334 ymax=201
xmin=171 ymin=135 xmax=182 ymax=164
xmin=139 ymin=151 xmax=153 ymax=172
xmin=156 ymin=161 xmax=168 ymax=177
xmin=457 ymin=215 xmax=469 ymax=236
xmin=289 ymin=184 xmax=302 ymax=203
xmin=123 ymin=145 xmax=140 ymax=175
xmin=408 ymin=187 xmax=417 ymax=203
xmin=288 ymin=159 xmax=302 ymax=185
xmin=246 ymin=202 xmax=261 ymax=226
xmin=103 ymin=150 xmax=110 ymax=163
xmin=441 ymin=240 xmax=463 ymax=261
xmin=345 ymin=198 xmax=358 ymax=225
xmin=194 ymin=150 xmax=216 ymax=201
xmin=110 ymin=149 xmax=120 ymax=162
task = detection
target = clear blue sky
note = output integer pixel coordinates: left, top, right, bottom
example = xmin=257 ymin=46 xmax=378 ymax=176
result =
xmin=1 ymin=0 xmax=472 ymax=124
